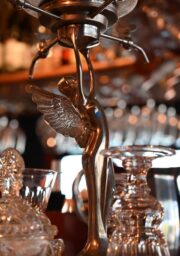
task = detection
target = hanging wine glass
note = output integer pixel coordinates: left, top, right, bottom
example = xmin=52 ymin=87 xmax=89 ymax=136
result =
xmin=101 ymin=145 xmax=175 ymax=256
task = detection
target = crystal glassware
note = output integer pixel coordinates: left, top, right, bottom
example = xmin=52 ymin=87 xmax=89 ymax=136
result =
xmin=0 ymin=148 xmax=58 ymax=256
xmin=20 ymin=168 xmax=57 ymax=212
xmin=101 ymin=145 xmax=175 ymax=256
xmin=20 ymin=168 xmax=65 ymax=255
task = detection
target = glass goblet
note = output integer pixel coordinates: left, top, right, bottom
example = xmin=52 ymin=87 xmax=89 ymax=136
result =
xmin=101 ymin=145 xmax=175 ymax=256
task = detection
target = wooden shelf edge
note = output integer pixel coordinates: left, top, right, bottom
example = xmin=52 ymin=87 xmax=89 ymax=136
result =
xmin=0 ymin=56 xmax=136 ymax=85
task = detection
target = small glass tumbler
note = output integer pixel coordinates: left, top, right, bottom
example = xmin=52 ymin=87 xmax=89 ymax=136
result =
xmin=20 ymin=168 xmax=57 ymax=211
xmin=19 ymin=168 xmax=65 ymax=255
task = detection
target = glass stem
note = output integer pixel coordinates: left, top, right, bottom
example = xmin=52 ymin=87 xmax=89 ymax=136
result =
xmin=119 ymin=158 xmax=164 ymax=239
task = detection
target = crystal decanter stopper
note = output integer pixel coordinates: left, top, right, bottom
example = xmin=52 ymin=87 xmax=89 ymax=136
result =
xmin=0 ymin=147 xmax=25 ymax=196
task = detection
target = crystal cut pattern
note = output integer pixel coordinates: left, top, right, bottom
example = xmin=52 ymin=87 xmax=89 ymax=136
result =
xmin=0 ymin=148 xmax=57 ymax=256
xmin=101 ymin=145 xmax=175 ymax=256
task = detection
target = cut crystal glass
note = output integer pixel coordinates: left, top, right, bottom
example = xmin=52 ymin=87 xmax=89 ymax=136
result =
xmin=101 ymin=145 xmax=175 ymax=256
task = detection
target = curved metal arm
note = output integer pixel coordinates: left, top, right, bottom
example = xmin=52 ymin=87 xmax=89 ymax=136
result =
xmin=70 ymin=27 xmax=87 ymax=107
xmin=29 ymin=38 xmax=58 ymax=79
xmin=9 ymin=0 xmax=62 ymax=20
xmin=90 ymin=0 xmax=114 ymax=18
xmin=80 ymin=49 xmax=96 ymax=99
xmin=101 ymin=33 xmax=149 ymax=63
xmin=72 ymin=169 xmax=88 ymax=224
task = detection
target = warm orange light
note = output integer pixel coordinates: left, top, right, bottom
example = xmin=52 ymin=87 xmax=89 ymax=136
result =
xmin=166 ymin=76 xmax=178 ymax=88
xmin=177 ymin=120 xmax=180 ymax=130
xmin=157 ymin=114 xmax=166 ymax=124
xmin=164 ymin=89 xmax=176 ymax=100
xmin=169 ymin=117 xmax=178 ymax=127
xmin=38 ymin=25 xmax=46 ymax=33
xmin=99 ymin=75 xmax=111 ymax=84
xmin=141 ymin=106 xmax=151 ymax=116
xmin=128 ymin=115 xmax=138 ymax=125
xmin=47 ymin=137 xmax=56 ymax=147
xmin=157 ymin=17 xmax=165 ymax=29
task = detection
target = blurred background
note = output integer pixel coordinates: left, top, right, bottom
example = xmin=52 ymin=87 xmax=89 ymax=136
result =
xmin=0 ymin=1 xmax=180 ymax=254
xmin=0 ymin=0 xmax=179 ymax=168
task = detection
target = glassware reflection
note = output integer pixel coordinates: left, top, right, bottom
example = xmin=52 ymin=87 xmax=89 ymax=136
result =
xmin=20 ymin=168 xmax=57 ymax=212
xmin=148 ymin=164 xmax=180 ymax=256
xmin=50 ymin=238 xmax=65 ymax=256
xmin=107 ymin=101 xmax=180 ymax=148
xmin=0 ymin=116 xmax=26 ymax=154
xmin=101 ymin=145 xmax=175 ymax=256
xmin=0 ymin=148 xmax=58 ymax=256
xmin=153 ymin=174 xmax=179 ymax=256
xmin=19 ymin=168 xmax=65 ymax=255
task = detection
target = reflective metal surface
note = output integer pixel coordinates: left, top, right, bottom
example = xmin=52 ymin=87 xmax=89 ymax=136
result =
xmin=8 ymin=0 xmax=146 ymax=255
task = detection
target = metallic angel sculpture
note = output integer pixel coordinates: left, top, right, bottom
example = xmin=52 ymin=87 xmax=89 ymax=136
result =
xmin=8 ymin=0 xmax=149 ymax=255
xmin=28 ymin=71 xmax=111 ymax=255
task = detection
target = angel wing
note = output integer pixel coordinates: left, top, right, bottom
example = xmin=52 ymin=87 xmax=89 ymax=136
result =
xmin=27 ymin=85 xmax=90 ymax=147
xmin=117 ymin=0 xmax=138 ymax=18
